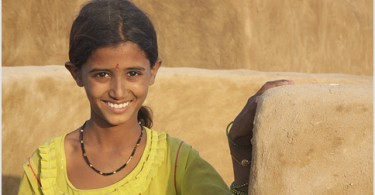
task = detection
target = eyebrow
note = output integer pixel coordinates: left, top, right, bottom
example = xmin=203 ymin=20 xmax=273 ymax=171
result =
xmin=126 ymin=67 xmax=146 ymax=71
xmin=88 ymin=66 xmax=146 ymax=73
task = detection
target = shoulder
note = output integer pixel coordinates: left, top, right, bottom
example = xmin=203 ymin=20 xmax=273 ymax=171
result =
xmin=64 ymin=129 xmax=80 ymax=158
xmin=144 ymin=127 xmax=200 ymax=165
xmin=163 ymin=133 xmax=230 ymax=193
xmin=144 ymin=128 xmax=196 ymax=159
xmin=165 ymin=134 xmax=200 ymax=166
xmin=26 ymin=133 xmax=67 ymax=165
xmin=21 ymin=133 xmax=68 ymax=192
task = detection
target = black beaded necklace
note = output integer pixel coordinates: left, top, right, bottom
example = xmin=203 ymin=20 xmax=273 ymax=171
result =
xmin=79 ymin=122 xmax=144 ymax=176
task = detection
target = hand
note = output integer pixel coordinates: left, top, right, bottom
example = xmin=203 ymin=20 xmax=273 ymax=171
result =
xmin=229 ymin=80 xmax=294 ymax=144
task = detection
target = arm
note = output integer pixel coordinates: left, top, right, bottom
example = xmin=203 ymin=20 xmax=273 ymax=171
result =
xmin=18 ymin=152 xmax=43 ymax=195
xmin=228 ymin=80 xmax=294 ymax=194
xmin=182 ymin=150 xmax=232 ymax=195
xmin=173 ymin=140 xmax=232 ymax=195
xmin=18 ymin=173 xmax=37 ymax=195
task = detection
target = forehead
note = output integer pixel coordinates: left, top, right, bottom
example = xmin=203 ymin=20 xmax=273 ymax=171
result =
xmin=86 ymin=42 xmax=149 ymax=67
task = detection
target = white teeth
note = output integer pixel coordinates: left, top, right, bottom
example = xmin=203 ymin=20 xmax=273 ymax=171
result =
xmin=106 ymin=101 xmax=130 ymax=109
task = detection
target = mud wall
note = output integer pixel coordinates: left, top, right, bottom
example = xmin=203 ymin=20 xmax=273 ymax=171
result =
xmin=250 ymin=84 xmax=373 ymax=194
xmin=2 ymin=0 xmax=372 ymax=75
xmin=2 ymin=66 xmax=372 ymax=194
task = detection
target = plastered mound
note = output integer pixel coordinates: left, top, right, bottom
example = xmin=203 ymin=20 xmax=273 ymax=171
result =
xmin=250 ymin=84 xmax=373 ymax=194
xmin=2 ymin=65 xmax=372 ymax=194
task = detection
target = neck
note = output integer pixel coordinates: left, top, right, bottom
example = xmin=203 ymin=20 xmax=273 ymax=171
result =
xmin=82 ymin=119 xmax=142 ymax=149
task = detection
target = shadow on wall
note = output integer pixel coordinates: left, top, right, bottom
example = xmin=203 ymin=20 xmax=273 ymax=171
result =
xmin=2 ymin=0 xmax=373 ymax=75
xmin=3 ymin=175 xmax=21 ymax=195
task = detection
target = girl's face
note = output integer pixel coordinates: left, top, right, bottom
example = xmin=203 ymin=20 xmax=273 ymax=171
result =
xmin=67 ymin=42 xmax=160 ymax=127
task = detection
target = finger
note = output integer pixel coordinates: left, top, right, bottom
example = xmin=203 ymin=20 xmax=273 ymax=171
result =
xmin=271 ymin=79 xmax=294 ymax=87
xmin=256 ymin=80 xmax=294 ymax=95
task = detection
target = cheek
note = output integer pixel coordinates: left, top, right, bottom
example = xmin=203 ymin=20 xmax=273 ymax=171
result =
xmin=83 ymin=77 xmax=150 ymax=99
xmin=84 ymin=81 xmax=109 ymax=99
xmin=131 ymin=81 xmax=150 ymax=96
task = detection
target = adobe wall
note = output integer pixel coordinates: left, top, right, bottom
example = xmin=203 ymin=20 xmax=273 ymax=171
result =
xmin=2 ymin=66 xmax=372 ymax=194
xmin=2 ymin=0 xmax=372 ymax=75
xmin=250 ymin=84 xmax=373 ymax=194
xmin=2 ymin=1 xmax=373 ymax=194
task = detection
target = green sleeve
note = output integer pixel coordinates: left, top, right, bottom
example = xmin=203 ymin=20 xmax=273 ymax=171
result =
xmin=18 ymin=173 xmax=36 ymax=195
xmin=18 ymin=151 xmax=43 ymax=195
xmin=177 ymin=144 xmax=232 ymax=195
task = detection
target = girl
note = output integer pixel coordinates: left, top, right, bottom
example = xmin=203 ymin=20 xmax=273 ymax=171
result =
xmin=18 ymin=0 xmax=293 ymax=194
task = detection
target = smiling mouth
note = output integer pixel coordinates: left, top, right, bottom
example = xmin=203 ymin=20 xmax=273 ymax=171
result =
xmin=103 ymin=101 xmax=130 ymax=109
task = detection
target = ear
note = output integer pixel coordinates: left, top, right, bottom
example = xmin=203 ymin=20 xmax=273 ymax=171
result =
xmin=65 ymin=61 xmax=83 ymax=87
xmin=149 ymin=59 xmax=162 ymax=85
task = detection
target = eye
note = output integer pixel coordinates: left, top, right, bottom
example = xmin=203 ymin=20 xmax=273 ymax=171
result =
xmin=94 ymin=72 xmax=111 ymax=78
xmin=127 ymin=71 xmax=141 ymax=77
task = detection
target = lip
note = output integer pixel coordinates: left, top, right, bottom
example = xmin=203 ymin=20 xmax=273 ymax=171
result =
xmin=102 ymin=100 xmax=131 ymax=114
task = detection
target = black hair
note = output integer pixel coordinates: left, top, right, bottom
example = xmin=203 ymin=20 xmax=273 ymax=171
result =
xmin=69 ymin=0 xmax=156 ymax=127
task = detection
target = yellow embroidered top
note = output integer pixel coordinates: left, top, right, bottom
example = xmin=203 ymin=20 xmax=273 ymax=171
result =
xmin=18 ymin=128 xmax=231 ymax=194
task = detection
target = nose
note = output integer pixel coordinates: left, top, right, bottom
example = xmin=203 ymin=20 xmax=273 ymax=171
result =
xmin=109 ymin=76 xmax=126 ymax=100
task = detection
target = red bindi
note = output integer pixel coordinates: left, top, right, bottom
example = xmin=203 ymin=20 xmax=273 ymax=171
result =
xmin=115 ymin=64 xmax=120 ymax=72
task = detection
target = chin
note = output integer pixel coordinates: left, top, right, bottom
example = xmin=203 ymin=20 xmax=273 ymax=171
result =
xmin=90 ymin=112 xmax=132 ymax=127
xmin=104 ymin=115 xmax=135 ymax=126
